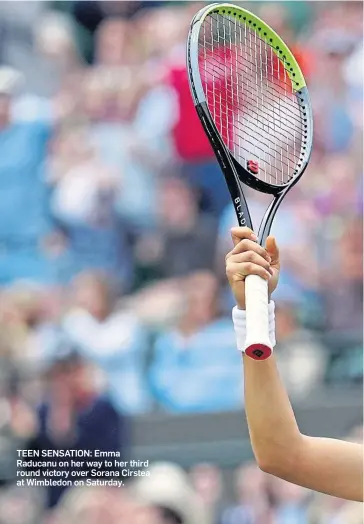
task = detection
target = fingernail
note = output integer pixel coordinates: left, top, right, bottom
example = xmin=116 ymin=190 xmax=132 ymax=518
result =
xmin=268 ymin=267 xmax=274 ymax=275
xmin=250 ymin=233 xmax=257 ymax=240
xmin=267 ymin=256 xmax=271 ymax=263
xmin=265 ymin=271 xmax=271 ymax=279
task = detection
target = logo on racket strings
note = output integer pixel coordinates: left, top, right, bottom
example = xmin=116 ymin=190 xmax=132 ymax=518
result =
xmin=247 ymin=160 xmax=259 ymax=175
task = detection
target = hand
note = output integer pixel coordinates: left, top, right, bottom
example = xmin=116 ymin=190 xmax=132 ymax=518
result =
xmin=225 ymin=227 xmax=280 ymax=310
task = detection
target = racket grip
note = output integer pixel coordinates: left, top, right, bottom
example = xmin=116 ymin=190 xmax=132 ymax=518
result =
xmin=244 ymin=274 xmax=272 ymax=360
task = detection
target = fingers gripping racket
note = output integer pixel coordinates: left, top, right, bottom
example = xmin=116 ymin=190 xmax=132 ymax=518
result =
xmin=187 ymin=3 xmax=313 ymax=360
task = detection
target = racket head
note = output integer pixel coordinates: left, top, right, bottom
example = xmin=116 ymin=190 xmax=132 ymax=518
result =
xmin=187 ymin=3 xmax=313 ymax=196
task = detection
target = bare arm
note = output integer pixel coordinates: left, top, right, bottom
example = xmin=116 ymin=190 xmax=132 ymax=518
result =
xmin=226 ymin=226 xmax=363 ymax=502
xmin=244 ymin=354 xmax=363 ymax=501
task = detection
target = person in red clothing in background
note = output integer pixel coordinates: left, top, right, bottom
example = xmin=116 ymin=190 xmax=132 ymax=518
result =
xmin=167 ymin=45 xmax=231 ymax=217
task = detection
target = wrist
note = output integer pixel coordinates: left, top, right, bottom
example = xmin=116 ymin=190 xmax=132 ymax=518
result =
xmin=232 ymin=300 xmax=276 ymax=352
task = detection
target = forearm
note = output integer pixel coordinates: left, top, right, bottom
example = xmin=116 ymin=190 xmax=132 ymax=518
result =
xmin=243 ymin=353 xmax=302 ymax=473
xmin=243 ymin=355 xmax=363 ymax=501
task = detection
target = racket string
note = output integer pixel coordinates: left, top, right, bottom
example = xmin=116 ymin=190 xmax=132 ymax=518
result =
xmin=209 ymin=15 xmax=298 ymax=92
xmin=207 ymin=100 xmax=299 ymax=171
xmin=199 ymin=12 xmax=304 ymax=186
xmin=201 ymin=39 xmax=302 ymax=115
xmin=202 ymin=73 xmax=303 ymax=132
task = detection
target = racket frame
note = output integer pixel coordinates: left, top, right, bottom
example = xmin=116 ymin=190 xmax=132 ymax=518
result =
xmin=187 ymin=2 xmax=313 ymax=246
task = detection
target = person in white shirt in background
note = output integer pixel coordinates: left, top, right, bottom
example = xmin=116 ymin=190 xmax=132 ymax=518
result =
xmin=62 ymin=271 xmax=151 ymax=414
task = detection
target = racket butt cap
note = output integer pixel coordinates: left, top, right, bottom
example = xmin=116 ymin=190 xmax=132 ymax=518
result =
xmin=245 ymin=343 xmax=272 ymax=360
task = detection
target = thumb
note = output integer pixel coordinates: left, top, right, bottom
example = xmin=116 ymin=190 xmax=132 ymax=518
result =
xmin=265 ymin=236 xmax=280 ymax=265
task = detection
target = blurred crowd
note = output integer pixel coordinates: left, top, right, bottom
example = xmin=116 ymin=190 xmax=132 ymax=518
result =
xmin=0 ymin=0 xmax=362 ymax=522
xmin=1 ymin=447 xmax=364 ymax=524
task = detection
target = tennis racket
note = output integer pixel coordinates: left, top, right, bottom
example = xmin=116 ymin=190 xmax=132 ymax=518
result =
xmin=187 ymin=3 xmax=313 ymax=360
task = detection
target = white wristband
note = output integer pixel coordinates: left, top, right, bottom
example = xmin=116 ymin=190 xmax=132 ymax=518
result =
xmin=232 ymin=301 xmax=276 ymax=353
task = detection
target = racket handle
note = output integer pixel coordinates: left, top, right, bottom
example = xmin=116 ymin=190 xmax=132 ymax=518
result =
xmin=244 ymin=274 xmax=272 ymax=360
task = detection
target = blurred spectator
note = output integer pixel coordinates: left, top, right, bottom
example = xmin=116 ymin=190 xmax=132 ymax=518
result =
xmin=312 ymin=154 xmax=361 ymax=222
xmin=0 ymin=485 xmax=44 ymax=524
xmin=274 ymin=302 xmax=327 ymax=398
xmin=156 ymin=178 xmax=218 ymax=277
xmin=268 ymin=476 xmax=310 ymax=524
xmin=221 ymin=463 xmax=273 ymax=524
xmin=20 ymin=11 xmax=81 ymax=101
xmin=307 ymin=492 xmax=362 ymax=524
xmin=47 ymin=122 xmax=134 ymax=287
xmin=81 ymin=16 xmax=166 ymax=228
xmin=135 ymin=178 xmax=218 ymax=281
xmin=65 ymin=0 xmax=162 ymax=63
xmin=0 ymin=283 xmax=62 ymax=372
xmin=320 ymin=217 xmax=363 ymax=384
xmin=171 ymin=71 xmax=231 ymax=217
xmin=53 ymin=485 xmax=159 ymax=524
xmin=131 ymin=462 xmax=210 ymax=524
xmin=321 ymin=217 xmax=362 ymax=335
xmin=94 ymin=17 xmax=137 ymax=68
xmin=126 ymin=278 xmax=186 ymax=329
xmin=309 ymin=19 xmax=360 ymax=154
xmin=190 ymin=463 xmax=224 ymax=524
xmin=27 ymin=344 xmax=128 ymax=508
xmin=62 ymin=271 xmax=151 ymax=413
xmin=0 ymin=66 xmax=53 ymax=283
xmin=145 ymin=7 xmax=231 ymax=217
xmin=149 ymin=271 xmax=242 ymax=413
xmin=0 ymin=351 xmax=38 ymax=485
